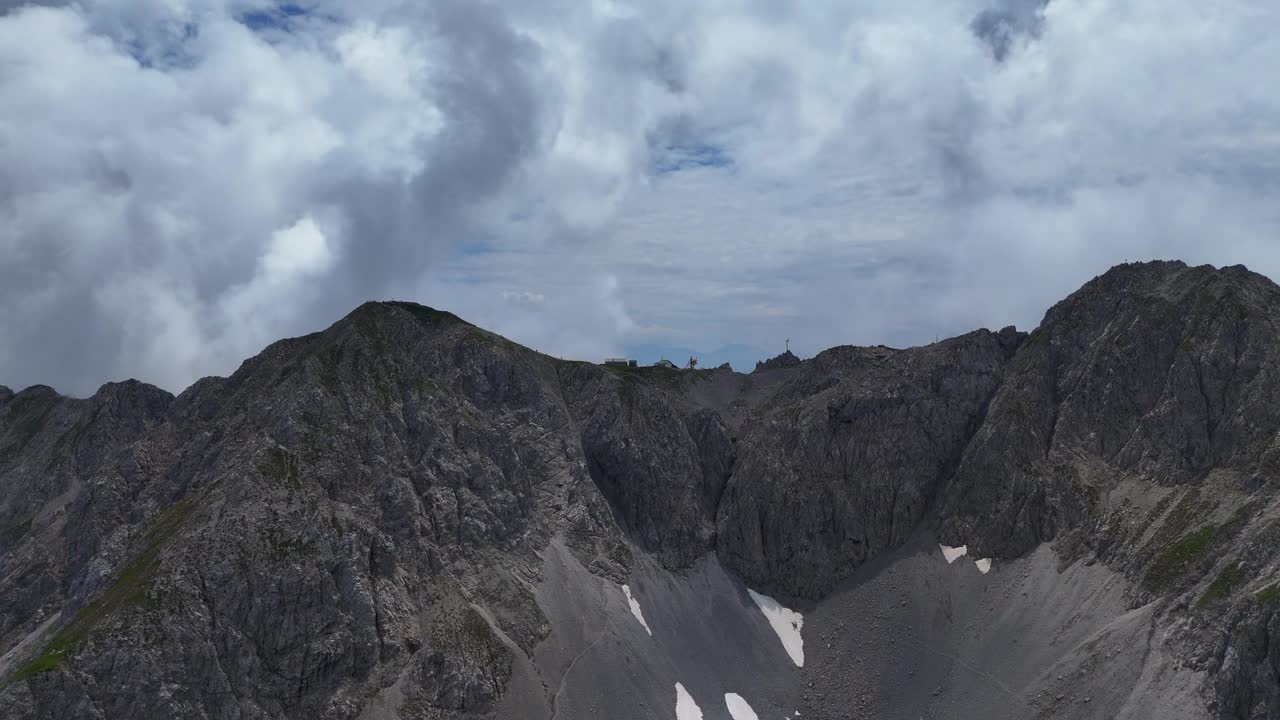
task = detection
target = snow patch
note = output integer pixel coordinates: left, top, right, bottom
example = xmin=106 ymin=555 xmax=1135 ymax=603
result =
xmin=974 ymin=558 xmax=992 ymax=574
xmin=940 ymin=544 xmax=968 ymax=563
xmin=724 ymin=693 xmax=761 ymax=720
xmin=621 ymin=584 xmax=652 ymax=635
xmin=746 ymin=588 xmax=804 ymax=667
xmin=675 ymin=683 xmax=703 ymax=720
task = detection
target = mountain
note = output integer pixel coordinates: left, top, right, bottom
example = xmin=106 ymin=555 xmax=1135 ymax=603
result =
xmin=2 ymin=261 xmax=1280 ymax=719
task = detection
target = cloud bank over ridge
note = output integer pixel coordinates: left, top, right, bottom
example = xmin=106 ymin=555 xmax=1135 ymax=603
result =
xmin=2 ymin=0 xmax=1278 ymax=394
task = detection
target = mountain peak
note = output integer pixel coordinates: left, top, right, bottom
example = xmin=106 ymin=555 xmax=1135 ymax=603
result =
xmin=1082 ymin=259 xmax=1275 ymax=298
xmin=13 ymin=384 xmax=60 ymax=399
xmin=88 ymin=379 xmax=175 ymax=418
xmin=753 ymin=349 xmax=802 ymax=373
xmin=349 ymin=300 xmax=471 ymax=329
xmin=382 ymin=300 xmax=470 ymax=326
xmin=1033 ymin=260 xmax=1280 ymax=343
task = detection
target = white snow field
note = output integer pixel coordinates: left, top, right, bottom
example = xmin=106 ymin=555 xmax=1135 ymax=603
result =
xmin=724 ymin=693 xmax=761 ymax=720
xmin=746 ymin=588 xmax=804 ymax=667
xmin=939 ymin=544 xmax=968 ymax=563
xmin=941 ymin=544 xmax=991 ymax=573
xmin=621 ymin=584 xmax=652 ymax=635
xmin=675 ymin=683 xmax=704 ymax=720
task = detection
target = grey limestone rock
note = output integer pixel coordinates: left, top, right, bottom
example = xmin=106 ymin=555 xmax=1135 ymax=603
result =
xmin=6 ymin=263 xmax=1280 ymax=719
xmin=753 ymin=349 xmax=802 ymax=373
xmin=716 ymin=327 xmax=1023 ymax=599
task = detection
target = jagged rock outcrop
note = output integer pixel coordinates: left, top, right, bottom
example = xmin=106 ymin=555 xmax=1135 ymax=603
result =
xmin=937 ymin=262 xmax=1280 ymax=557
xmin=0 ymin=304 xmax=630 ymax=719
xmin=753 ymin=350 xmax=802 ymax=373
xmin=716 ymin=327 xmax=1024 ymax=599
xmin=0 ymin=379 xmax=174 ymax=656
xmin=6 ymin=261 xmax=1280 ymax=719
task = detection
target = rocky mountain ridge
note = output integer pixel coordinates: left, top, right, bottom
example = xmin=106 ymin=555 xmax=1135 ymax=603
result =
xmin=2 ymin=260 xmax=1280 ymax=719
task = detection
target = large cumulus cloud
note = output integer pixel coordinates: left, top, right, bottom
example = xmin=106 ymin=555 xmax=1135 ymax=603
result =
xmin=1 ymin=0 xmax=1278 ymax=395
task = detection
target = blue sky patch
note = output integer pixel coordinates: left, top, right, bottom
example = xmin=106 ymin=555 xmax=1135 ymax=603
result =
xmin=239 ymin=3 xmax=310 ymax=33
xmin=652 ymin=142 xmax=735 ymax=175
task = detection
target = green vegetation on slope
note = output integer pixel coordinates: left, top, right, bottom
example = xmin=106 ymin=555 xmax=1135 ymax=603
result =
xmin=1141 ymin=491 xmax=1258 ymax=595
xmin=12 ymin=498 xmax=199 ymax=681
xmin=1199 ymin=563 xmax=1246 ymax=607
xmin=1255 ymin=583 xmax=1280 ymax=605
xmin=1144 ymin=524 xmax=1218 ymax=591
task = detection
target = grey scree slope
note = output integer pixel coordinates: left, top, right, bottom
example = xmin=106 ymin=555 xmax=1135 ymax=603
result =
xmin=2 ymin=260 xmax=1280 ymax=719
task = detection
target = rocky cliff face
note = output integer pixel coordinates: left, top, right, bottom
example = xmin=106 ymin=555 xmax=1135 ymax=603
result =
xmin=3 ymin=261 xmax=1280 ymax=719
xmin=0 ymin=305 xmax=629 ymax=719
xmin=716 ymin=327 xmax=1023 ymax=598
xmin=938 ymin=261 xmax=1280 ymax=560
xmin=557 ymin=362 xmax=734 ymax=569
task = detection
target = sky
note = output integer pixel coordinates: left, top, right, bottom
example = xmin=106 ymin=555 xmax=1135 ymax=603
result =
xmin=1 ymin=0 xmax=1278 ymax=396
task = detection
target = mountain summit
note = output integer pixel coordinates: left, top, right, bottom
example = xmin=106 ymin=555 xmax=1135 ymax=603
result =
xmin=3 ymin=262 xmax=1280 ymax=719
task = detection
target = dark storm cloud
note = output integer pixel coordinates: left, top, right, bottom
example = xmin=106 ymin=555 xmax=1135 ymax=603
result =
xmin=311 ymin=0 xmax=546 ymax=319
xmin=971 ymin=0 xmax=1050 ymax=62
xmin=0 ymin=0 xmax=553 ymax=395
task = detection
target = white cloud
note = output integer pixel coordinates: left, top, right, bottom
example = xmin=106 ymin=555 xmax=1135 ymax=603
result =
xmin=2 ymin=0 xmax=1278 ymax=394
xmin=500 ymin=290 xmax=546 ymax=306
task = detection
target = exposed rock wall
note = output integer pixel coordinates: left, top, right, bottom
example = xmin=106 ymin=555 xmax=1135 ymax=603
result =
xmin=4 ymin=262 xmax=1280 ymax=718
xmin=716 ymin=328 xmax=1022 ymax=598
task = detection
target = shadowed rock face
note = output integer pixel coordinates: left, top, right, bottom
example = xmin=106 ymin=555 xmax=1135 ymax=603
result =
xmin=3 ymin=261 xmax=1280 ymax=719
xmin=558 ymin=362 xmax=734 ymax=569
xmin=717 ymin=327 xmax=1024 ymax=599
